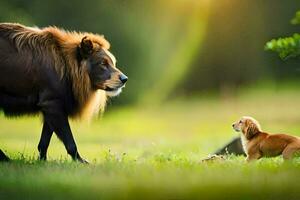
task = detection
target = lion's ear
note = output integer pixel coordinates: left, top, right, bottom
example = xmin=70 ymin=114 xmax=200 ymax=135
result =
xmin=79 ymin=36 xmax=93 ymax=59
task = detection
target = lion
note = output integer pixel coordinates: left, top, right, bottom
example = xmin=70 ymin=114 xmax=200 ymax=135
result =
xmin=0 ymin=23 xmax=128 ymax=163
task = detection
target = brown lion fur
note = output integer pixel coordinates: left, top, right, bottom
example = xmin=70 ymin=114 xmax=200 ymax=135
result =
xmin=0 ymin=23 xmax=110 ymax=120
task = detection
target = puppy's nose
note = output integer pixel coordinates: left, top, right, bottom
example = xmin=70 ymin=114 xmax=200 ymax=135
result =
xmin=119 ymin=74 xmax=128 ymax=84
xmin=232 ymin=124 xmax=234 ymax=127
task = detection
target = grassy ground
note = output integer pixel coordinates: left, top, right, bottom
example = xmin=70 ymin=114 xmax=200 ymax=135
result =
xmin=1 ymin=86 xmax=300 ymax=199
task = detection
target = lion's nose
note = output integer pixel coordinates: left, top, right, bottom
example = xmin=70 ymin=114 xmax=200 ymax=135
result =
xmin=119 ymin=74 xmax=128 ymax=84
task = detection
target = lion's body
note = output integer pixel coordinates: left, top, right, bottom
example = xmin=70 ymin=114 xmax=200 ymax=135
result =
xmin=0 ymin=23 xmax=128 ymax=162
xmin=0 ymin=23 xmax=108 ymax=119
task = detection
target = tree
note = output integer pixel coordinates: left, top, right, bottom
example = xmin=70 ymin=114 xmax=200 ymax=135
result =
xmin=265 ymin=10 xmax=300 ymax=60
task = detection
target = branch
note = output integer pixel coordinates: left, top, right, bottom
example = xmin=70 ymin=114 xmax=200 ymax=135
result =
xmin=265 ymin=33 xmax=300 ymax=60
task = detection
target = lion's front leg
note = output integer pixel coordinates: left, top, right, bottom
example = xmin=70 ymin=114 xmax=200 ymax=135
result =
xmin=44 ymin=112 xmax=88 ymax=163
xmin=41 ymin=98 xmax=88 ymax=163
xmin=38 ymin=122 xmax=53 ymax=161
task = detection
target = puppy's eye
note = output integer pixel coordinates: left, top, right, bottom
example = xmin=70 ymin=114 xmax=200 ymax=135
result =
xmin=239 ymin=120 xmax=242 ymax=124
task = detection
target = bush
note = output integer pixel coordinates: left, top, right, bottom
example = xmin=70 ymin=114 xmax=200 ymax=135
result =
xmin=265 ymin=10 xmax=300 ymax=60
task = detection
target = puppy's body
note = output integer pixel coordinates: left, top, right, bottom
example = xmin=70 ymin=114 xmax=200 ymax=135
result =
xmin=233 ymin=116 xmax=300 ymax=161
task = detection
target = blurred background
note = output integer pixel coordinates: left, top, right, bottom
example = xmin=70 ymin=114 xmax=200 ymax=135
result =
xmin=0 ymin=0 xmax=298 ymax=106
xmin=1 ymin=0 xmax=300 ymax=161
xmin=2 ymin=1 xmax=300 ymax=198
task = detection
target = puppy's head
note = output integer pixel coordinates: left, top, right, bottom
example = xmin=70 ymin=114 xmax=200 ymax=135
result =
xmin=232 ymin=116 xmax=261 ymax=140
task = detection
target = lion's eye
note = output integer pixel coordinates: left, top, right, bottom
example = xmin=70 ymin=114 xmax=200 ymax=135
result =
xmin=100 ymin=60 xmax=108 ymax=66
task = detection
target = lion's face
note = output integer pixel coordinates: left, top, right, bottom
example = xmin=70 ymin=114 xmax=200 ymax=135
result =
xmin=87 ymin=48 xmax=127 ymax=97
xmin=80 ymin=36 xmax=128 ymax=97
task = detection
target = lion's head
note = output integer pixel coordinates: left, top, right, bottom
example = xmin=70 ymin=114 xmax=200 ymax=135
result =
xmin=79 ymin=36 xmax=128 ymax=97
xmin=0 ymin=23 xmax=127 ymax=120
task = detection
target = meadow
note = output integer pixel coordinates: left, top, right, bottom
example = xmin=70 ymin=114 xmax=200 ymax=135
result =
xmin=1 ymin=84 xmax=300 ymax=199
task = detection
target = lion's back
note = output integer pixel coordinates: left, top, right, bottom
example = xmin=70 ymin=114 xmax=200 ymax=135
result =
xmin=0 ymin=23 xmax=109 ymax=118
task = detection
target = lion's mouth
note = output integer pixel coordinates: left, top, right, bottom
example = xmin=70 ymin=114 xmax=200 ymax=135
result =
xmin=104 ymin=84 xmax=126 ymax=97
xmin=105 ymin=84 xmax=125 ymax=92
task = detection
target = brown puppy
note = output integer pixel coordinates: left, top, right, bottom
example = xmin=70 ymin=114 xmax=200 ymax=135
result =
xmin=232 ymin=116 xmax=300 ymax=161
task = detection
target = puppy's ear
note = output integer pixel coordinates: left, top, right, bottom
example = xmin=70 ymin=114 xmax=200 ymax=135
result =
xmin=245 ymin=121 xmax=259 ymax=140
xmin=79 ymin=36 xmax=93 ymax=59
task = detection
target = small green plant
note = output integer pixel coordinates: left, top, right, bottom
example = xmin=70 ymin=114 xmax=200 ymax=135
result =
xmin=291 ymin=10 xmax=300 ymax=25
xmin=265 ymin=10 xmax=300 ymax=60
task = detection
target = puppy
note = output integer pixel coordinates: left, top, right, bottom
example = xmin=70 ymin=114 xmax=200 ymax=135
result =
xmin=232 ymin=116 xmax=300 ymax=161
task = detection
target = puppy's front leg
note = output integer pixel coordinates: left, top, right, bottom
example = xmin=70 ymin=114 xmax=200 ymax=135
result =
xmin=246 ymin=152 xmax=262 ymax=162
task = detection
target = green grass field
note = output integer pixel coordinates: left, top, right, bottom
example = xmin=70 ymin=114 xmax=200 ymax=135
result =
xmin=1 ymin=85 xmax=300 ymax=200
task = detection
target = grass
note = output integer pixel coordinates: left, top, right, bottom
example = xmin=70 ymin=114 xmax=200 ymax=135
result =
xmin=1 ymin=86 xmax=300 ymax=199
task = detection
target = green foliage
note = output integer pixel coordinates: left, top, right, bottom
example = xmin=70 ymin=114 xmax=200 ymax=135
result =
xmin=291 ymin=10 xmax=300 ymax=25
xmin=265 ymin=34 xmax=300 ymax=60
xmin=265 ymin=10 xmax=300 ymax=60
